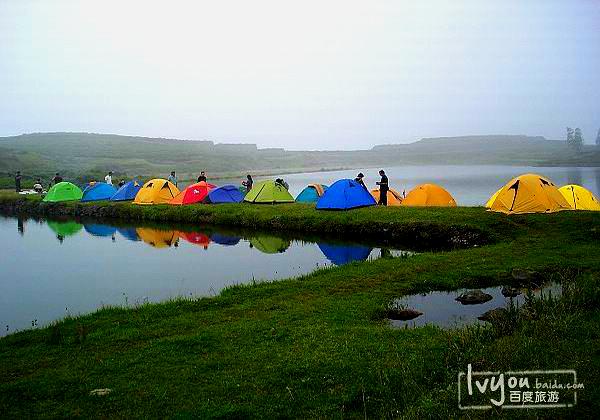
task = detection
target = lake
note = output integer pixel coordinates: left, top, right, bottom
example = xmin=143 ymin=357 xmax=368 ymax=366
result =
xmin=266 ymin=165 xmax=600 ymax=205
xmin=0 ymin=216 xmax=409 ymax=336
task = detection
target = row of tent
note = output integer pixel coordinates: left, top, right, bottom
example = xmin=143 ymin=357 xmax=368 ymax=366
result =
xmin=46 ymin=220 xmax=373 ymax=265
xmin=41 ymin=173 xmax=600 ymax=214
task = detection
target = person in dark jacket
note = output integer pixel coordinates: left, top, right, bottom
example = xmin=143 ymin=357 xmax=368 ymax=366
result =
xmin=51 ymin=173 xmax=63 ymax=186
xmin=376 ymin=169 xmax=389 ymax=206
xmin=242 ymin=174 xmax=253 ymax=193
xmin=354 ymin=173 xmax=367 ymax=189
xmin=197 ymin=171 xmax=207 ymax=182
xmin=15 ymin=171 xmax=22 ymax=192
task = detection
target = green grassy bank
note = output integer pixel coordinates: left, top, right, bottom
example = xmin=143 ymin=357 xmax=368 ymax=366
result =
xmin=1 ymin=193 xmax=600 ymax=418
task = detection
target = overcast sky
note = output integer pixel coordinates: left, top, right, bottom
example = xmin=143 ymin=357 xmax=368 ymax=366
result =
xmin=1 ymin=0 xmax=599 ymax=150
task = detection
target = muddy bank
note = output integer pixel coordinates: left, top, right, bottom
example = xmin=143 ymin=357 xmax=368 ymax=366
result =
xmin=0 ymin=195 xmax=492 ymax=250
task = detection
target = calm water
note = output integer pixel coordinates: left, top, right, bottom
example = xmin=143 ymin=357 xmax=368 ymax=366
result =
xmin=0 ymin=216 xmax=408 ymax=336
xmin=389 ymin=283 xmax=562 ymax=329
xmin=266 ymin=165 xmax=600 ymax=205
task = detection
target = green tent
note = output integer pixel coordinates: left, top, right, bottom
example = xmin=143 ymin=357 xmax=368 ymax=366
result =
xmin=249 ymin=235 xmax=291 ymax=254
xmin=244 ymin=180 xmax=294 ymax=204
xmin=43 ymin=182 xmax=83 ymax=202
xmin=47 ymin=220 xmax=83 ymax=237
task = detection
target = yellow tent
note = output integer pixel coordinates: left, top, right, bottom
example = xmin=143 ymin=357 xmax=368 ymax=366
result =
xmin=370 ymin=188 xmax=404 ymax=206
xmin=487 ymin=173 xmax=570 ymax=214
xmin=558 ymin=184 xmax=600 ymax=211
xmin=136 ymin=228 xmax=179 ymax=248
xmin=134 ymin=179 xmax=180 ymax=205
xmin=401 ymin=184 xmax=457 ymax=207
xmin=485 ymin=188 xmax=502 ymax=208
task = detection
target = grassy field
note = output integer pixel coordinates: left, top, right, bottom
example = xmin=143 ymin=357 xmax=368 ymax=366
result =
xmin=0 ymin=194 xmax=599 ymax=418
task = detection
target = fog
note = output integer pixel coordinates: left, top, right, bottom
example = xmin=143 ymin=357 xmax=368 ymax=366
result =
xmin=1 ymin=0 xmax=599 ymax=150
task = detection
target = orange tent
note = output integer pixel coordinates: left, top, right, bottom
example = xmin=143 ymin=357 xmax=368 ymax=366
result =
xmin=401 ymin=184 xmax=457 ymax=207
xmin=370 ymin=188 xmax=404 ymax=206
xmin=169 ymin=182 xmax=216 ymax=205
xmin=134 ymin=179 xmax=180 ymax=205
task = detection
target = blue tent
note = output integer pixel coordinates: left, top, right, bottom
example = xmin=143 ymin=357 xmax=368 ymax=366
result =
xmin=117 ymin=227 xmax=140 ymax=241
xmin=110 ymin=180 xmax=142 ymax=201
xmin=296 ymin=184 xmax=329 ymax=203
xmin=210 ymin=233 xmax=241 ymax=246
xmin=84 ymin=223 xmax=117 ymax=237
xmin=81 ymin=183 xmax=118 ymax=202
xmin=316 ymin=179 xmax=376 ymax=210
xmin=318 ymin=243 xmax=373 ymax=266
xmin=204 ymin=184 xmax=244 ymax=204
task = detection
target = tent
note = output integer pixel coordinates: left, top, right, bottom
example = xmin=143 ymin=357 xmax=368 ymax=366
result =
xmin=81 ymin=182 xmax=117 ymax=202
xmin=43 ymin=182 xmax=83 ymax=202
xmin=133 ymin=179 xmax=180 ymax=205
xmin=47 ymin=220 xmax=83 ymax=237
xmin=370 ymin=188 xmax=404 ymax=206
xmin=84 ymin=223 xmax=117 ymax=237
xmin=117 ymin=227 xmax=140 ymax=241
xmin=178 ymin=231 xmax=211 ymax=248
xmin=485 ymin=188 xmax=502 ymax=208
xmin=296 ymin=184 xmax=329 ymax=203
xmin=169 ymin=181 xmax=215 ymax=205
xmin=318 ymin=243 xmax=373 ymax=266
xmin=204 ymin=184 xmax=245 ymax=204
xmin=136 ymin=227 xmax=179 ymax=248
xmin=110 ymin=180 xmax=142 ymax=201
xmin=558 ymin=184 xmax=600 ymax=211
xmin=487 ymin=174 xmax=570 ymax=214
xmin=249 ymin=235 xmax=291 ymax=254
xmin=210 ymin=233 xmax=241 ymax=246
xmin=316 ymin=179 xmax=376 ymax=210
xmin=244 ymin=180 xmax=294 ymax=204
xmin=401 ymin=184 xmax=457 ymax=207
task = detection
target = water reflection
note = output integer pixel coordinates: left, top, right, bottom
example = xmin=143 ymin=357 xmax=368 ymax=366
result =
xmin=318 ymin=243 xmax=373 ymax=265
xmin=84 ymin=224 xmax=117 ymax=238
xmin=136 ymin=227 xmax=179 ymax=248
xmin=178 ymin=231 xmax=210 ymax=249
xmin=210 ymin=233 xmax=241 ymax=246
xmin=117 ymin=227 xmax=140 ymax=242
xmin=249 ymin=235 xmax=291 ymax=254
xmin=47 ymin=220 xmax=83 ymax=243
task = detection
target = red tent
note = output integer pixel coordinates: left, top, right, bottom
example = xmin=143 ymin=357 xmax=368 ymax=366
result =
xmin=169 ymin=182 xmax=216 ymax=205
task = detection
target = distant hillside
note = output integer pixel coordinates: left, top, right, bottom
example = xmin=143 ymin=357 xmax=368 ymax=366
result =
xmin=0 ymin=133 xmax=598 ymax=182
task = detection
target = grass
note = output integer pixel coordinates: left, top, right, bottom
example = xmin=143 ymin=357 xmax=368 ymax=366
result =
xmin=0 ymin=193 xmax=599 ymax=418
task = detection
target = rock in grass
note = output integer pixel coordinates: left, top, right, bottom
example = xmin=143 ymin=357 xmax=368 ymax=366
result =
xmin=478 ymin=307 xmax=509 ymax=322
xmin=455 ymin=289 xmax=493 ymax=305
xmin=501 ymin=286 xmax=521 ymax=298
xmin=90 ymin=388 xmax=112 ymax=396
xmin=387 ymin=308 xmax=423 ymax=321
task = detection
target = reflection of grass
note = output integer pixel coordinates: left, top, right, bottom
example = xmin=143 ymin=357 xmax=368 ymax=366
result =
xmin=0 ymin=197 xmax=600 ymax=417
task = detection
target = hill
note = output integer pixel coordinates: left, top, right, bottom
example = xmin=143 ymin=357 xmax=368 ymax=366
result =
xmin=0 ymin=133 xmax=598 ymax=184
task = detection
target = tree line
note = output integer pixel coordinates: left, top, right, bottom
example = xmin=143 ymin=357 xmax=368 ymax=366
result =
xmin=566 ymin=127 xmax=600 ymax=151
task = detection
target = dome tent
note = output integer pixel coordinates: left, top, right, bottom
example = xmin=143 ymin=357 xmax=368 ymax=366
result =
xmin=296 ymin=184 xmax=329 ymax=203
xmin=43 ymin=182 xmax=83 ymax=202
xmin=370 ymin=188 xmax=404 ymax=206
xmin=244 ymin=180 xmax=294 ymax=204
xmin=558 ymin=184 xmax=600 ymax=211
xmin=316 ymin=179 xmax=376 ymax=210
xmin=401 ymin=184 xmax=457 ymax=207
xmin=487 ymin=173 xmax=570 ymax=214
xmin=110 ymin=180 xmax=142 ymax=201
xmin=204 ymin=184 xmax=245 ymax=204
xmin=81 ymin=182 xmax=117 ymax=202
xmin=169 ymin=181 xmax=215 ymax=205
xmin=134 ymin=179 xmax=180 ymax=205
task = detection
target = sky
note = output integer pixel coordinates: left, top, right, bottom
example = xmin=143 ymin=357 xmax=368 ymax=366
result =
xmin=0 ymin=0 xmax=599 ymax=150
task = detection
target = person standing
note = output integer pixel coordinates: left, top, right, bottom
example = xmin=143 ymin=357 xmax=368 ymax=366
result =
xmin=197 ymin=171 xmax=207 ymax=182
xmin=104 ymin=171 xmax=113 ymax=185
xmin=168 ymin=171 xmax=178 ymax=187
xmin=51 ymin=173 xmax=63 ymax=186
xmin=354 ymin=172 xmax=367 ymax=189
xmin=15 ymin=171 xmax=22 ymax=192
xmin=33 ymin=178 xmax=43 ymax=193
xmin=242 ymin=174 xmax=253 ymax=193
xmin=376 ymin=169 xmax=389 ymax=206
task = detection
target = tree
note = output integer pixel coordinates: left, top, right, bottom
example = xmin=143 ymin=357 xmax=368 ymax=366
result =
xmin=573 ymin=128 xmax=584 ymax=152
xmin=596 ymin=128 xmax=600 ymax=146
xmin=566 ymin=127 xmax=574 ymax=148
